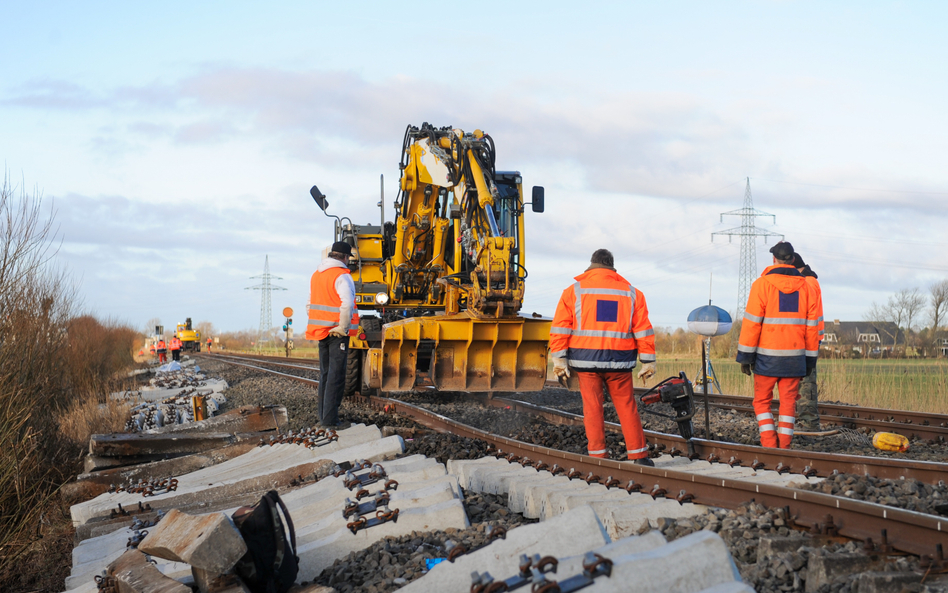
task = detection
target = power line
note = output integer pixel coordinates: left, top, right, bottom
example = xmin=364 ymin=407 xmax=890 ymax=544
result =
xmin=246 ymin=255 xmax=286 ymax=346
xmin=754 ymin=177 xmax=948 ymax=195
xmin=712 ymin=178 xmax=783 ymax=317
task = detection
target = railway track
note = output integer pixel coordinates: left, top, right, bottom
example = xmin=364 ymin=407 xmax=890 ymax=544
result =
xmin=208 ymin=353 xmax=948 ymax=478
xmin=213 ymin=352 xmax=948 ymax=440
xmin=202 ymin=352 xmax=948 ymax=561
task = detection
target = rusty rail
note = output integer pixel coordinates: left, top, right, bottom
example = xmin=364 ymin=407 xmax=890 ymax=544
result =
xmin=210 ymin=354 xmax=948 ymax=557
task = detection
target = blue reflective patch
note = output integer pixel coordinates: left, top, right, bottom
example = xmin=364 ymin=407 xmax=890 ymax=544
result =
xmin=596 ymin=299 xmax=619 ymax=322
xmin=778 ymin=291 xmax=799 ymax=313
xmin=426 ymin=558 xmax=446 ymax=570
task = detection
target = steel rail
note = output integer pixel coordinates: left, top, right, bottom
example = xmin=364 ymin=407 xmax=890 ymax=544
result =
xmin=206 ymin=354 xmax=948 ymax=484
xmin=481 ymin=396 xmax=948 ymax=485
xmin=209 ymin=353 xmax=948 ymax=439
xmin=208 ymin=355 xmax=948 ymax=556
xmin=349 ymin=394 xmax=948 ymax=560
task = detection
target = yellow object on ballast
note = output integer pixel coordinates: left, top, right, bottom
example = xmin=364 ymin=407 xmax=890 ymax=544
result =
xmin=872 ymin=432 xmax=909 ymax=452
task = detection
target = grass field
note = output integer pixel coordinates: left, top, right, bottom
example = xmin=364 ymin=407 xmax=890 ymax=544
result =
xmin=237 ymin=348 xmax=948 ymax=415
xmin=655 ymin=358 xmax=948 ymax=415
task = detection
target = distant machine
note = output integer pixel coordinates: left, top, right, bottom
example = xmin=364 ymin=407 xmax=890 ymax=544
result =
xmin=176 ymin=318 xmax=202 ymax=352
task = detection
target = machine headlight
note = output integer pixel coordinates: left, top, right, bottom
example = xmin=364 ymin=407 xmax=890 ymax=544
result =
xmin=375 ymin=292 xmax=390 ymax=305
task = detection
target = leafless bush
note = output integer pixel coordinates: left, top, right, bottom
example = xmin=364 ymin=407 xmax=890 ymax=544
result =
xmin=0 ymin=173 xmax=139 ymax=581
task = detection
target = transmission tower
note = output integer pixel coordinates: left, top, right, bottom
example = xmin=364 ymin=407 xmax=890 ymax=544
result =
xmin=711 ymin=178 xmax=783 ymax=317
xmin=246 ymin=255 xmax=286 ymax=346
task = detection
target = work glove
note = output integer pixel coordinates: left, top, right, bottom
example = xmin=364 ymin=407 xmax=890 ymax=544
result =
xmin=636 ymin=362 xmax=656 ymax=381
xmin=328 ymin=326 xmax=348 ymax=338
xmin=552 ymin=358 xmax=570 ymax=381
xmin=741 ymin=363 xmax=753 ymax=376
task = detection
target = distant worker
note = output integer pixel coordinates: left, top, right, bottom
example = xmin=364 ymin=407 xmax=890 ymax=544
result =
xmin=550 ymin=249 xmax=657 ymax=465
xmin=736 ymin=241 xmax=819 ymax=448
xmin=793 ymin=252 xmax=823 ymax=431
xmin=306 ymin=241 xmax=360 ymax=429
xmin=170 ymin=335 xmax=182 ymax=362
xmin=156 ymin=338 xmax=167 ymax=364
xmin=206 ymin=338 xmax=213 ymax=353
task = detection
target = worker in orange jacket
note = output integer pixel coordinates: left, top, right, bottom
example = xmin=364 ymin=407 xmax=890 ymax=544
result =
xmin=550 ymin=249 xmax=657 ymax=465
xmin=793 ymin=252 xmax=823 ymax=431
xmin=736 ymin=241 xmax=820 ymax=448
xmin=170 ymin=335 xmax=182 ymax=362
xmin=307 ymin=241 xmax=360 ymax=428
xmin=156 ymin=339 xmax=167 ymax=363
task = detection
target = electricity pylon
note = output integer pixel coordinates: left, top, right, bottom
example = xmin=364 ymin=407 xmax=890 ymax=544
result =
xmin=712 ymin=178 xmax=783 ymax=317
xmin=246 ymin=255 xmax=286 ymax=347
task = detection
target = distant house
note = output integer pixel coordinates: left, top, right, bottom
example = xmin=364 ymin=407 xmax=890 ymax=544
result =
xmin=822 ymin=320 xmax=905 ymax=357
xmin=935 ymin=337 xmax=948 ymax=357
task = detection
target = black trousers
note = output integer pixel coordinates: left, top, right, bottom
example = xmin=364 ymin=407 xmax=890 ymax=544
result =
xmin=317 ymin=335 xmax=349 ymax=426
xmin=172 ymin=349 xmax=180 ymax=361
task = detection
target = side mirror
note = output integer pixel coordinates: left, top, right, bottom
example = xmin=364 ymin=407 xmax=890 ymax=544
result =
xmin=310 ymin=185 xmax=329 ymax=211
xmin=531 ymin=186 xmax=544 ymax=213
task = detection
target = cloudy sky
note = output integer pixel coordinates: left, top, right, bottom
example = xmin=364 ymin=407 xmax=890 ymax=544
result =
xmin=3 ymin=2 xmax=948 ymax=335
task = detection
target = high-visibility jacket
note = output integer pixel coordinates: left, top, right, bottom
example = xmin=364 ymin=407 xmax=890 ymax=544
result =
xmin=737 ymin=264 xmax=819 ymax=377
xmin=156 ymin=340 xmax=166 ymax=352
xmin=801 ymin=266 xmax=824 ymax=340
xmin=306 ymin=263 xmax=360 ymax=341
xmin=170 ymin=338 xmax=182 ymax=350
xmin=550 ymin=267 xmax=655 ymax=370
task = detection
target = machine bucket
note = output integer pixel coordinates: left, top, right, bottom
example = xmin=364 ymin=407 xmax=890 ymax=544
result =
xmin=375 ymin=311 xmax=551 ymax=393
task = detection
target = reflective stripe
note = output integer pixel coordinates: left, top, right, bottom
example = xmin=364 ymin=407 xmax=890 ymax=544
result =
xmin=778 ymin=415 xmax=795 ymax=424
xmin=627 ymin=446 xmax=649 ymax=455
xmin=588 ymin=448 xmax=607 ymax=455
xmin=777 ymin=427 xmax=794 ymax=436
xmin=570 ymin=360 xmax=637 ymax=370
xmin=628 ymin=284 xmax=636 ymax=330
xmin=756 ymin=413 xmax=774 ymax=421
xmin=308 ymin=319 xmax=336 ymax=327
xmin=762 ymin=317 xmax=806 ymax=325
xmin=573 ymin=282 xmax=582 ymax=326
xmin=805 ymin=319 xmax=820 ymax=326
xmin=816 ymin=316 xmax=824 ymax=322
xmin=576 ymin=287 xmax=634 ymax=297
xmin=639 ymin=353 xmax=656 ymax=363
xmin=759 ymin=423 xmax=775 ymax=433
xmin=571 ymin=329 xmax=633 ymax=339
xmin=550 ymin=350 xmax=568 ymax=358
xmin=806 ymin=350 xmax=819 ymax=356
xmin=756 ymin=347 xmax=806 ymax=356
xmin=818 ymin=330 xmax=825 ymax=336
xmin=550 ymin=327 xmax=572 ymax=335
xmin=307 ymin=304 xmax=340 ymax=312
xmin=633 ymin=329 xmax=655 ymax=339
xmin=737 ymin=344 xmax=758 ymax=353
xmin=743 ymin=312 xmax=763 ymax=323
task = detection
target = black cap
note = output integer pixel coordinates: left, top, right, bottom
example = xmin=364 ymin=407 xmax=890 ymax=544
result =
xmin=769 ymin=241 xmax=794 ymax=261
xmin=331 ymin=241 xmax=352 ymax=256
xmin=792 ymin=252 xmax=806 ymax=268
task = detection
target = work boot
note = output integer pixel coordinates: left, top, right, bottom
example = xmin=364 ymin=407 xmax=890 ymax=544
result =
xmin=797 ymin=422 xmax=821 ymax=433
xmin=632 ymin=457 xmax=655 ymax=467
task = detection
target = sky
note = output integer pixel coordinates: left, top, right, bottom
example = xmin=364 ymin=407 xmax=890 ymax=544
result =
xmin=3 ymin=1 xmax=948 ymax=335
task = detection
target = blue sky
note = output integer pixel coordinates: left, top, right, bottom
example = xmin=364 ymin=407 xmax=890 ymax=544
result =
xmin=3 ymin=1 xmax=948 ymax=334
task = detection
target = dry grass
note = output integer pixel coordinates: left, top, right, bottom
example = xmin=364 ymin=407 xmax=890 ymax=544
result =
xmin=58 ymin=397 xmax=133 ymax=447
xmin=654 ymin=357 xmax=948 ymax=414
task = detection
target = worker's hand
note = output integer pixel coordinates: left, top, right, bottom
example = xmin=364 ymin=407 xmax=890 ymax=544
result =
xmin=328 ymin=326 xmax=348 ymax=338
xmin=741 ymin=363 xmax=753 ymax=376
xmin=637 ymin=362 xmax=656 ymax=381
xmin=552 ymin=358 xmax=570 ymax=380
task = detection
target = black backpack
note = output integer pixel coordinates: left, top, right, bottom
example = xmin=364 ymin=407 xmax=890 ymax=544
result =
xmin=232 ymin=490 xmax=299 ymax=593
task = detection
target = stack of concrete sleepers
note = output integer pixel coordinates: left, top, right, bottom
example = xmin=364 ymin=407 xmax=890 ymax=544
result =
xmin=431 ymin=456 xmax=762 ymax=592
xmin=65 ymin=425 xmax=470 ymax=592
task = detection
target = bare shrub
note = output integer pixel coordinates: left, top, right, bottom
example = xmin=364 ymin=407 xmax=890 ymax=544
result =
xmin=0 ymin=173 xmax=140 ymax=583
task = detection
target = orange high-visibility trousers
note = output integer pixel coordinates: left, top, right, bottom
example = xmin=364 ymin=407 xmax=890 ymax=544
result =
xmin=578 ymin=371 xmax=649 ymax=460
xmin=753 ymin=375 xmax=801 ymax=448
